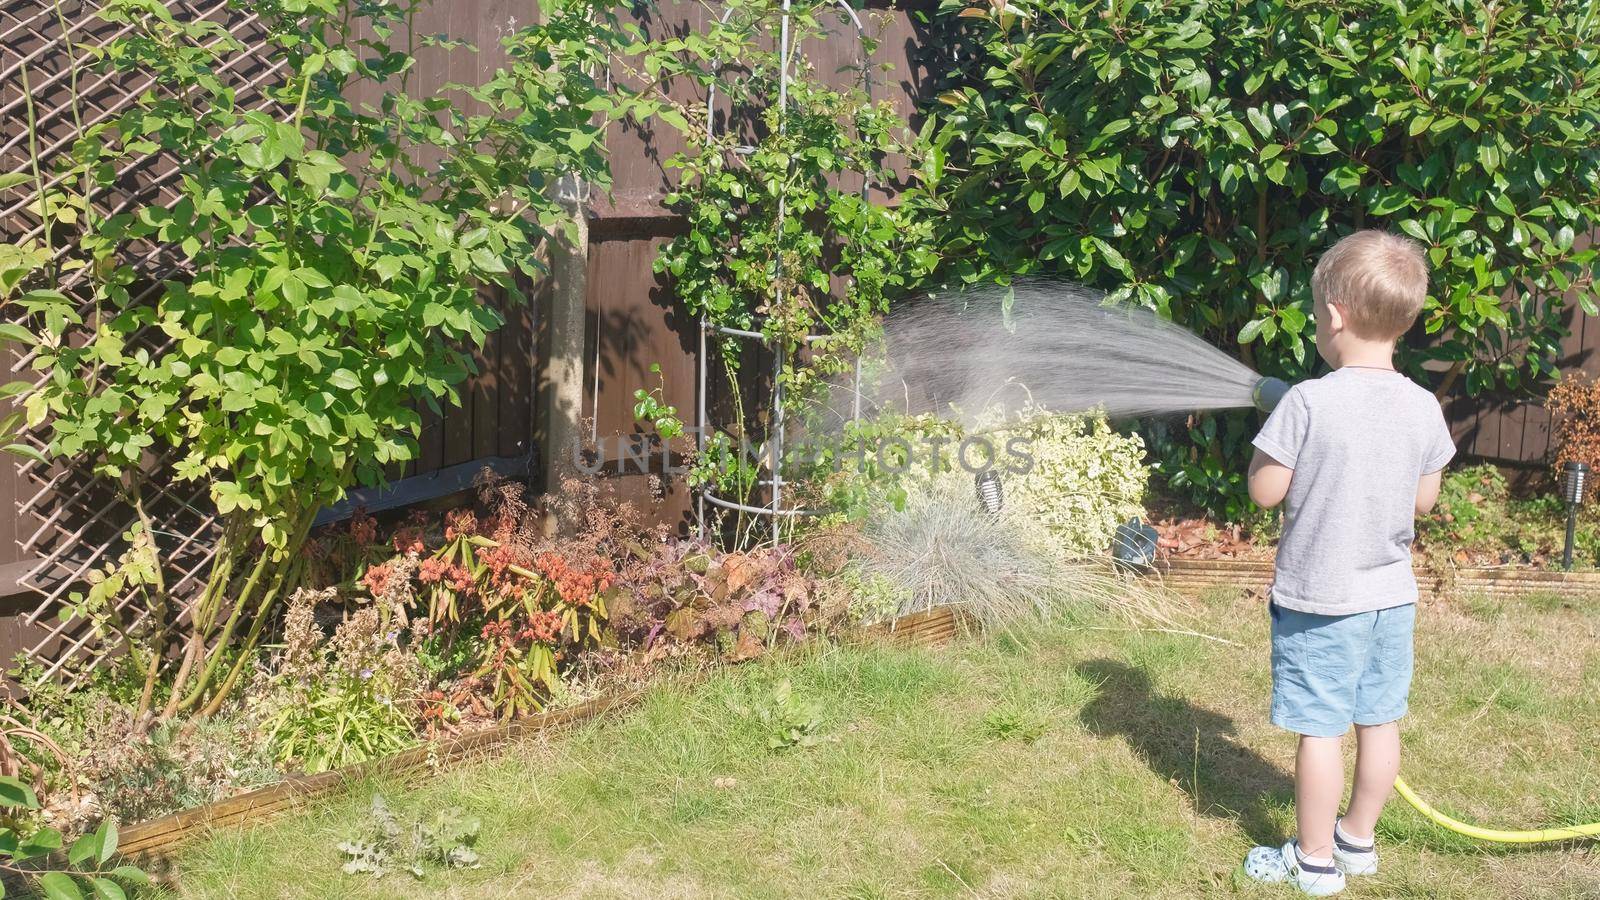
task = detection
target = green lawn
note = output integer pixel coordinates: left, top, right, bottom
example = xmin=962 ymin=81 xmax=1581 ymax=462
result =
xmin=174 ymin=589 xmax=1600 ymax=899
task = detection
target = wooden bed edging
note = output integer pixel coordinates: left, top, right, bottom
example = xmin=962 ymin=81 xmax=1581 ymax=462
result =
xmin=868 ymin=605 xmax=970 ymax=648
xmin=115 ymin=608 xmax=963 ymax=866
xmin=1149 ymin=558 xmax=1600 ymax=600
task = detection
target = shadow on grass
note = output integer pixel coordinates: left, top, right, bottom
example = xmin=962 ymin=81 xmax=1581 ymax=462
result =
xmin=1075 ymin=658 xmax=1293 ymax=846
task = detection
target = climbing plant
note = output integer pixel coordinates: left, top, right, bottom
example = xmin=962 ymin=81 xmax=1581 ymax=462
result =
xmin=11 ymin=0 xmax=631 ymax=717
xmin=916 ymin=0 xmax=1600 ymax=518
xmin=641 ymin=0 xmax=935 ymax=525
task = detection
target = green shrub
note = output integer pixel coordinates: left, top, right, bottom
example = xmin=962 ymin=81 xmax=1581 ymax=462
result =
xmin=916 ymin=0 xmax=1600 ymax=517
xmin=999 ymin=409 xmax=1148 ymax=555
xmin=809 ymin=405 xmax=1146 ymax=556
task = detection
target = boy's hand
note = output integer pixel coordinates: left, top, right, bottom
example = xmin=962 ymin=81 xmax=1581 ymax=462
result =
xmin=1248 ymin=448 xmax=1293 ymax=509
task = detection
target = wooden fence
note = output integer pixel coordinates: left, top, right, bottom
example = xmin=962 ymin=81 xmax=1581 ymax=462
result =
xmin=0 ymin=0 xmax=1595 ymax=676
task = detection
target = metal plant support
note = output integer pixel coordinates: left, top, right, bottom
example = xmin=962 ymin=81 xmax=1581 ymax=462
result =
xmin=694 ymin=0 xmax=871 ymax=542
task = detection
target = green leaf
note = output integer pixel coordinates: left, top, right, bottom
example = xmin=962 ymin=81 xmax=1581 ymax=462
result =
xmin=0 ymin=776 xmax=39 ymax=810
xmin=328 ymin=369 xmax=360 ymax=390
xmin=1246 ymin=107 xmax=1272 ymax=138
xmin=96 ymin=818 xmax=118 ymax=863
xmin=90 ymin=878 xmax=126 ymax=900
xmin=108 ymin=867 xmax=148 ymax=887
xmin=469 ymin=247 xmax=509 ymax=275
xmin=373 ymin=257 xmax=403 ymax=282
xmin=38 ymin=873 xmax=83 ymax=900
xmin=1280 ymin=306 xmax=1308 ymax=334
xmin=4 ymin=443 xmax=48 ymax=464
xmin=282 ymin=276 xmax=307 ymax=307
xmin=295 ymin=268 xmax=332 ymax=289
xmin=1237 ymin=318 xmax=1267 ymax=343
xmin=68 ymin=831 xmax=98 ymax=866
xmin=0 ymin=172 xmax=31 ymax=191
xmin=1100 ymin=118 xmax=1132 ymax=136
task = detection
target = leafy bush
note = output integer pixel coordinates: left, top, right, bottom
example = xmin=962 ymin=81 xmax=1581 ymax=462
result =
xmin=70 ymin=708 xmax=278 ymax=830
xmin=998 ymin=410 xmax=1148 ymax=555
xmin=917 ymin=0 xmax=1600 ymax=516
xmin=605 ymin=540 xmax=827 ymax=663
xmin=264 ymin=592 xmax=420 ymax=773
xmin=639 ymin=0 xmax=934 ymax=511
xmin=814 ymin=406 xmax=1148 ymax=556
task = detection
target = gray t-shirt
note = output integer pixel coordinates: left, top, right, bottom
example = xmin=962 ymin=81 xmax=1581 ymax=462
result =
xmin=1252 ymin=368 xmax=1456 ymax=616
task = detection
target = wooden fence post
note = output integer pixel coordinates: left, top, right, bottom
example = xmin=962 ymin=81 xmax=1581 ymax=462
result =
xmin=545 ymin=176 xmax=588 ymax=508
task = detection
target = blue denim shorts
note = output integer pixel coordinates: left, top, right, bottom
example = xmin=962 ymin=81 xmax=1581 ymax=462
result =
xmin=1269 ymin=602 xmax=1416 ymax=738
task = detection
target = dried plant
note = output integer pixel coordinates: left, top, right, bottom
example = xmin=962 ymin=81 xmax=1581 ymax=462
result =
xmin=1549 ymin=371 xmax=1600 ymax=477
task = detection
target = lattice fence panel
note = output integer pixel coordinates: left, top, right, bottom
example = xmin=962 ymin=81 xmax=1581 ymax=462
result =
xmin=1 ymin=1 xmax=285 ymax=683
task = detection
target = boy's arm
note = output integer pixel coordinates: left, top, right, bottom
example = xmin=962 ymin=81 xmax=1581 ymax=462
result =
xmin=1248 ymin=448 xmax=1293 ymax=509
xmin=1415 ymin=469 xmax=1443 ymax=515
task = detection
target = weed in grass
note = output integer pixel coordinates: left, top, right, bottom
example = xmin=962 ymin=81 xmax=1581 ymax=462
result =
xmin=337 ymin=794 xmax=481 ymax=881
xmin=739 ymin=679 xmax=825 ymax=751
xmin=980 ymin=703 xmax=1050 ymax=744
xmin=1463 ymin=593 xmax=1507 ymax=622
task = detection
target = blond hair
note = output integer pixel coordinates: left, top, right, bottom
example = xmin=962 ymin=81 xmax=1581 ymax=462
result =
xmin=1311 ymin=230 xmax=1429 ymax=339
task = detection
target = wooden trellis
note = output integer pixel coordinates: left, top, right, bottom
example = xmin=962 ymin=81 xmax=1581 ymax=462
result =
xmin=0 ymin=0 xmax=287 ymax=682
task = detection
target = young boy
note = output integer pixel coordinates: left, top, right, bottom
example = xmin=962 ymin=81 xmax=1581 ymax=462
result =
xmin=1241 ymin=231 xmax=1456 ymax=896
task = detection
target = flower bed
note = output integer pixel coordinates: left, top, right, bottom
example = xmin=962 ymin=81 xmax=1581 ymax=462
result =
xmin=105 ymin=604 xmax=966 ymax=868
xmin=1150 ymin=464 xmax=1600 ymax=573
xmin=5 ymin=476 xmax=847 ymax=851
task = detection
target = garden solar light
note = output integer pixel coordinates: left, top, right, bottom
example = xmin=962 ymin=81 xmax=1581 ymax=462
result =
xmin=1562 ymin=461 xmax=1588 ymax=570
xmin=1112 ymin=518 xmax=1160 ymax=570
xmin=974 ymin=469 xmax=1004 ymax=514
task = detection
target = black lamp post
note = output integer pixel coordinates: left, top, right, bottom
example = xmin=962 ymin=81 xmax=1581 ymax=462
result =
xmin=1562 ymin=461 xmax=1589 ymax=571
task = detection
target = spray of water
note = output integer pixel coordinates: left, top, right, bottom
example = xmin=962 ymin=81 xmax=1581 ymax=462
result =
xmin=867 ymin=282 xmax=1268 ymax=421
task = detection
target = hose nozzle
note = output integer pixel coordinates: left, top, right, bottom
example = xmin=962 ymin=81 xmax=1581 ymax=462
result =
xmin=1252 ymin=376 xmax=1291 ymax=413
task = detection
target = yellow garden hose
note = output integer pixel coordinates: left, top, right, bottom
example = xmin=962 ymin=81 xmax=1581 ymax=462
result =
xmin=1393 ymin=776 xmax=1600 ymax=844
